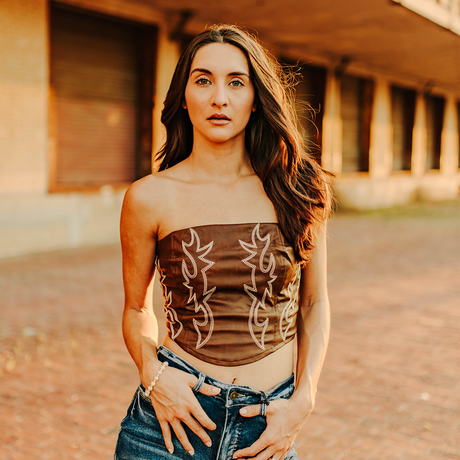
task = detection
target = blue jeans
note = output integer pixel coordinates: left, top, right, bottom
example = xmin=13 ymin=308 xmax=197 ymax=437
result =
xmin=115 ymin=346 xmax=300 ymax=460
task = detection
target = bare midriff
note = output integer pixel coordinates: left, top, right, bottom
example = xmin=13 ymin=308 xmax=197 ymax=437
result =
xmin=163 ymin=336 xmax=295 ymax=392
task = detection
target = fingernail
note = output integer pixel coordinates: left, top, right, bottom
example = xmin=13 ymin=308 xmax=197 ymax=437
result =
xmin=206 ymin=441 xmax=212 ymax=447
xmin=168 ymin=448 xmax=174 ymax=454
xmin=188 ymin=449 xmax=194 ymax=456
xmin=240 ymin=408 xmax=247 ymax=415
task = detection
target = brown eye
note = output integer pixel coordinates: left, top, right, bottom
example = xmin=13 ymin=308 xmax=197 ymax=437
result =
xmin=196 ymin=78 xmax=211 ymax=85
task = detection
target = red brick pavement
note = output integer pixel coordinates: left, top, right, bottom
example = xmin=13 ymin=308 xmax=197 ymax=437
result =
xmin=0 ymin=200 xmax=459 ymax=459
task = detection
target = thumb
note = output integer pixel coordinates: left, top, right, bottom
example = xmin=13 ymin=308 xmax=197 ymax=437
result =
xmin=199 ymin=383 xmax=221 ymax=396
xmin=239 ymin=405 xmax=261 ymax=417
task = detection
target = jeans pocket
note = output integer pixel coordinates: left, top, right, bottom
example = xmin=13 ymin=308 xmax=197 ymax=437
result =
xmin=131 ymin=388 xmax=164 ymax=428
xmin=116 ymin=389 xmax=171 ymax=459
xmin=138 ymin=384 xmax=153 ymax=404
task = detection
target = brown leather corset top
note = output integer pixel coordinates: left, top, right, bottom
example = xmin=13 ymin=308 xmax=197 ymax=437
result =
xmin=156 ymin=222 xmax=301 ymax=366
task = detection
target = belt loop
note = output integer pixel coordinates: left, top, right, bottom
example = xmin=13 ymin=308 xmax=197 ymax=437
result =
xmin=192 ymin=372 xmax=206 ymax=393
xmin=259 ymin=391 xmax=270 ymax=416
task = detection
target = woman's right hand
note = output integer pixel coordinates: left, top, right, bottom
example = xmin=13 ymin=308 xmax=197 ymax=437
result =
xmin=142 ymin=364 xmax=221 ymax=455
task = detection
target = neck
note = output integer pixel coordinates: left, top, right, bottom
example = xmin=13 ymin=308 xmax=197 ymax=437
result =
xmin=187 ymin=132 xmax=253 ymax=183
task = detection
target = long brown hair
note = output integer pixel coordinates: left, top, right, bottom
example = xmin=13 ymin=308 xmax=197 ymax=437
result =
xmin=156 ymin=24 xmax=333 ymax=264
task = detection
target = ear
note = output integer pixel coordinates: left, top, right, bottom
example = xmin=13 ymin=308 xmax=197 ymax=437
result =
xmin=182 ymin=101 xmax=187 ymax=109
xmin=252 ymin=104 xmax=256 ymax=112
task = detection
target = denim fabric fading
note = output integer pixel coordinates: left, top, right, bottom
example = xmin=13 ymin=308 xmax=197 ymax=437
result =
xmin=115 ymin=345 xmax=300 ymax=460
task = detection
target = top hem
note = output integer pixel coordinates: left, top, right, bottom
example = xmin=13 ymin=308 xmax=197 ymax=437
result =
xmin=157 ymin=221 xmax=279 ymax=244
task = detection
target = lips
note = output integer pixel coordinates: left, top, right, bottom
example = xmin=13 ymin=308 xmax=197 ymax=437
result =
xmin=207 ymin=113 xmax=230 ymax=121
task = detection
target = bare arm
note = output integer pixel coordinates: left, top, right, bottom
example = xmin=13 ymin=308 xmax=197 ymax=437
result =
xmin=234 ymin=229 xmax=330 ymax=460
xmin=291 ymin=226 xmax=330 ymax=414
xmin=120 ymin=181 xmax=159 ymax=385
xmin=120 ymin=179 xmax=220 ymax=455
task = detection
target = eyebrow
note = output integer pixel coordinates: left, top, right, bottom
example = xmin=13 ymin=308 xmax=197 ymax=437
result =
xmin=190 ymin=68 xmax=250 ymax=78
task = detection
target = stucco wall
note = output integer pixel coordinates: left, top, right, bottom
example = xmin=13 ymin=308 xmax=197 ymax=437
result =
xmin=0 ymin=0 xmax=49 ymax=195
xmin=0 ymin=188 xmax=125 ymax=258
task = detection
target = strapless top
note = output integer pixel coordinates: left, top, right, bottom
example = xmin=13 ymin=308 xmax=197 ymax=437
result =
xmin=155 ymin=222 xmax=301 ymax=366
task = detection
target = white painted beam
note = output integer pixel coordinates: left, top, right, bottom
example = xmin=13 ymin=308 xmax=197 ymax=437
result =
xmin=440 ymin=96 xmax=460 ymax=174
xmin=392 ymin=0 xmax=460 ymax=34
xmin=369 ymin=77 xmax=392 ymax=178
xmin=412 ymin=93 xmax=427 ymax=176
xmin=322 ymin=71 xmax=342 ymax=174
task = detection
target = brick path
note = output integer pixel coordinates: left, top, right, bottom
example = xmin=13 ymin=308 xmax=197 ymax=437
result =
xmin=0 ymin=200 xmax=459 ymax=459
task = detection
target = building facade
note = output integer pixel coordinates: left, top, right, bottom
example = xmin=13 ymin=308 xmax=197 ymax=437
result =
xmin=0 ymin=0 xmax=459 ymax=257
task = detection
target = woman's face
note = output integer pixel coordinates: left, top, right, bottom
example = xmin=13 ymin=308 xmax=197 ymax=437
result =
xmin=183 ymin=43 xmax=256 ymax=147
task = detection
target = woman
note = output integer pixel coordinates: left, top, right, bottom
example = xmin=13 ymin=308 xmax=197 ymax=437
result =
xmin=115 ymin=24 xmax=332 ymax=460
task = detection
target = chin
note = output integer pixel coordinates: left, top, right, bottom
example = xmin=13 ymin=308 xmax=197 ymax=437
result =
xmin=211 ymin=137 xmax=241 ymax=146
xmin=194 ymin=126 xmax=246 ymax=145
xmin=209 ymin=131 xmax=245 ymax=145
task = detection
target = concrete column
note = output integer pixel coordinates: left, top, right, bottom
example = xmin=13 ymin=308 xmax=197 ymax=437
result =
xmin=0 ymin=0 xmax=49 ymax=195
xmin=411 ymin=92 xmax=427 ymax=176
xmin=152 ymin=25 xmax=181 ymax=170
xmin=440 ymin=95 xmax=459 ymax=174
xmin=322 ymin=70 xmax=342 ymax=173
xmin=369 ymin=77 xmax=392 ymax=178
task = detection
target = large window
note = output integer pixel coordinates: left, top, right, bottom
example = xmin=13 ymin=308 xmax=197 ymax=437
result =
xmin=425 ymin=94 xmax=445 ymax=170
xmin=295 ymin=64 xmax=327 ymax=165
xmin=49 ymin=5 xmax=156 ymax=190
xmin=391 ymin=86 xmax=416 ymax=171
xmin=341 ymin=75 xmax=373 ymax=173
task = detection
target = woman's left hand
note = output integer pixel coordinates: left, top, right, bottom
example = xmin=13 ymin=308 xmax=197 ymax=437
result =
xmin=232 ymin=397 xmax=312 ymax=460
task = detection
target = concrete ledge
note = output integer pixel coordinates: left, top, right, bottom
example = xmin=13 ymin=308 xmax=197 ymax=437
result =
xmin=334 ymin=173 xmax=460 ymax=210
xmin=0 ymin=188 xmax=126 ymax=258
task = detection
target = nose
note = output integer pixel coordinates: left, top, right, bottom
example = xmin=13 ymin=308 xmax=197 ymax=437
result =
xmin=211 ymin=83 xmax=228 ymax=107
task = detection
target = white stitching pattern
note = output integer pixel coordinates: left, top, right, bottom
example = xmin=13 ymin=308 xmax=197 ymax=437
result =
xmin=157 ymin=260 xmax=183 ymax=340
xmin=182 ymin=229 xmax=216 ymax=349
xmin=279 ymin=264 xmax=301 ymax=341
xmin=239 ymin=223 xmax=277 ymax=350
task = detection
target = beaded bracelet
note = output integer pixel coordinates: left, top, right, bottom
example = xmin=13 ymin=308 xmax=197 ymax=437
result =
xmin=144 ymin=362 xmax=169 ymax=398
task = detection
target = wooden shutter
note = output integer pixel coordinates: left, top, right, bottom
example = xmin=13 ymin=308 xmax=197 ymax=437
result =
xmin=341 ymin=75 xmax=373 ymax=173
xmin=50 ymin=7 xmax=140 ymax=189
xmin=391 ymin=86 xmax=415 ymax=171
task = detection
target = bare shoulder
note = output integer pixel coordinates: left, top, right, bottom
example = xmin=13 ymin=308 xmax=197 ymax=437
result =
xmin=123 ymin=172 xmax=173 ymax=209
xmin=122 ymin=167 xmax=186 ymax=235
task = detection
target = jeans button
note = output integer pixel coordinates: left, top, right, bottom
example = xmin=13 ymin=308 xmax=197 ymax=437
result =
xmin=229 ymin=391 xmax=239 ymax=400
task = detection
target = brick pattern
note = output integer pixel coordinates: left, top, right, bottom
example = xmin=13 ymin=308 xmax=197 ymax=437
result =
xmin=0 ymin=201 xmax=459 ymax=459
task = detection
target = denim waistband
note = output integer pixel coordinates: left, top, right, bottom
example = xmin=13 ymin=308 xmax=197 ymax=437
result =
xmin=156 ymin=345 xmax=295 ymax=408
